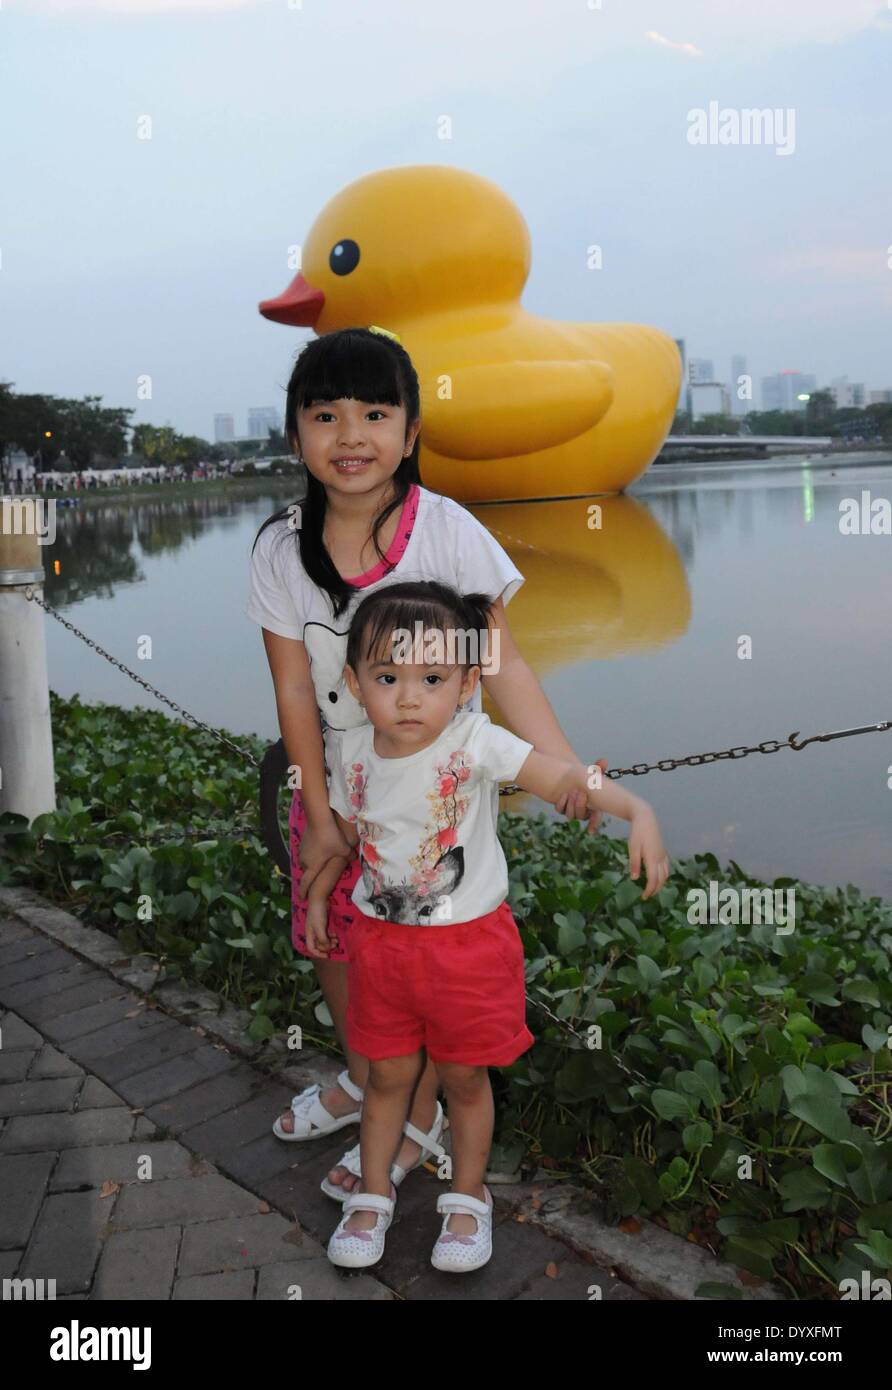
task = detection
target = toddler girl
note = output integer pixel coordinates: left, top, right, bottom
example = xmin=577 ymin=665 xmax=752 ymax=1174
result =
xmin=304 ymin=579 xmax=670 ymax=1272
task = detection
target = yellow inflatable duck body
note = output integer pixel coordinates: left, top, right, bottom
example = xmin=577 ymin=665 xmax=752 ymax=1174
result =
xmin=259 ymin=165 xmax=681 ymax=501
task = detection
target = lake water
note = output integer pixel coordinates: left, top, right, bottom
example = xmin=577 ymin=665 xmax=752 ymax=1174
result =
xmin=38 ymin=455 xmax=892 ymax=900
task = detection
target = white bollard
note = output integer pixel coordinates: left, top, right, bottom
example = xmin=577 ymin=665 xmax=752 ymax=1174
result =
xmin=0 ymin=522 xmax=56 ymax=821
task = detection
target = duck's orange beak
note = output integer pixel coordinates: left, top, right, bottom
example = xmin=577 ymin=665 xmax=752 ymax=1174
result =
xmin=258 ymin=272 xmax=325 ymax=327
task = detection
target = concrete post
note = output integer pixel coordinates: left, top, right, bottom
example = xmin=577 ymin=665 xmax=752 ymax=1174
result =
xmin=0 ymin=522 xmax=56 ymax=820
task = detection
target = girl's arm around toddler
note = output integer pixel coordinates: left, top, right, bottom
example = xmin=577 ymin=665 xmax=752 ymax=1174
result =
xmin=513 ymin=750 xmax=671 ymax=899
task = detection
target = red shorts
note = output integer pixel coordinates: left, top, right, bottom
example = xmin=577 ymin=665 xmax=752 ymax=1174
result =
xmin=289 ymin=789 xmax=359 ymax=962
xmin=345 ymin=899 xmax=535 ymax=1066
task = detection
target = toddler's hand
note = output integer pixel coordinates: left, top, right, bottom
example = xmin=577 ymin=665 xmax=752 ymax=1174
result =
xmin=296 ymin=819 xmax=353 ymax=900
xmin=305 ymin=899 xmax=339 ymax=958
xmin=554 ymin=757 xmax=608 ymax=834
xmin=628 ymin=806 xmax=671 ymax=900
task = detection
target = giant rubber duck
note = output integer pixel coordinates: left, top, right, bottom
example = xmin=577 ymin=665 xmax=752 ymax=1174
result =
xmin=259 ymin=165 xmax=681 ymax=501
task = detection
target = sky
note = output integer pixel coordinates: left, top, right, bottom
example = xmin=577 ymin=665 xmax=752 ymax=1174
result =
xmin=2 ymin=0 xmax=890 ymax=442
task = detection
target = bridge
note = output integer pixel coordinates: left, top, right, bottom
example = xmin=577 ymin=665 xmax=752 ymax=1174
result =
xmin=658 ymin=435 xmax=833 ymax=458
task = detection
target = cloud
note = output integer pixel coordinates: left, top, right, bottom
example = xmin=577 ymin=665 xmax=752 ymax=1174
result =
xmin=645 ymin=30 xmax=703 ymax=58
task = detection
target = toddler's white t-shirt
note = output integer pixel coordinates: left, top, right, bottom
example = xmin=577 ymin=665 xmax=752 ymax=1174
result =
xmin=327 ymin=711 xmax=534 ymax=926
xmin=245 ymin=486 xmax=525 ymax=772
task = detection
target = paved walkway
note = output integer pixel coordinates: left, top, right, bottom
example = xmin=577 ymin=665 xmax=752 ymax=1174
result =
xmin=0 ymin=907 xmax=643 ymax=1301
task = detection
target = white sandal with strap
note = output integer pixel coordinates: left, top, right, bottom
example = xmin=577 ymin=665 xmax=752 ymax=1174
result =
xmin=320 ymin=1101 xmax=448 ymax=1203
xmin=271 ymin=1069 xmax=363 ymax=1141
xmin=327 ymin=1182 xmax=397 ymax=1268
xmin=431 ymin=1186 xmax=494 ymax=1272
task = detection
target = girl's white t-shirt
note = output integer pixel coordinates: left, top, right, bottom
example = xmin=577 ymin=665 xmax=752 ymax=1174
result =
xmin=245 ymin=486 xmax=525 ymax=770
xmin=328 ymin=711 xmax=534 ymax=925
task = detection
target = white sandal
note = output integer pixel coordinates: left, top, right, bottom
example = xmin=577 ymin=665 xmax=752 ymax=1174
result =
xmin=327 ymin=1182 xmax=397 ymax=1268
xmin=320 ymin=1101 xmax=448 ymax=1203
xmin=271 ymin=1069 xmax=363 ymax=1142
xmin=431 ymin=1186 xmax=494 ymax=1273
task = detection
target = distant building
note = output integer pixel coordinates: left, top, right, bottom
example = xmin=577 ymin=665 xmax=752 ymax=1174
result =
xmin=214 ymin=413 xmax=235 ymax=444
xmin=247 ymin=407 xmax=282 ymax=441
xmin=688 ymin=357 xmax=715 ymax=385
xmin=830 ymin=377 xmax=866 ymax=408
xmin=868 ymin=389 xmax=892 ymax=405
xmin=761 ymin=371 xmax=817 ymax=412
xmin=1 ymin=447 xmax=36 ymax=492
xmin=730 ymin=354 xmax=750 ymax=415
xmin=690 ymin=383 xmax=730 ymax=420
xmin=673 ymin=339 xmax=690 ymax=420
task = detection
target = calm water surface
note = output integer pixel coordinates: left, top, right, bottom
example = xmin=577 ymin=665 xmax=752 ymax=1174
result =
xmin=41 ymin=455 xmax=892 ymax=900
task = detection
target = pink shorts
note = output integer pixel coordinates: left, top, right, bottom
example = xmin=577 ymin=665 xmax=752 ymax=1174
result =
xmin=289 ymin=789 xmax=359 ymax=962
xmin=345 ymin=899 xmax=535 ymax=1066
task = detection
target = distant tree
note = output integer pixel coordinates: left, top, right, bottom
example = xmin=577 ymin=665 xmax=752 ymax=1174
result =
xmin=689 ymin=414 xmax=741 ymax=436
xmin=804 ymin=389 xmax=835 ymax=434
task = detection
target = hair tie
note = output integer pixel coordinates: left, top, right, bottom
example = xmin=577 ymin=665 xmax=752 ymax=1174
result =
xmin=368 ymin=324 xmax=401 ymax=344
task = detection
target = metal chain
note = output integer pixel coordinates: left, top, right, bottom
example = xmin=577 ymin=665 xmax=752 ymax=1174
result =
xmin=498 ymin=719 xmax=892 ymax=795
xmin=26 ymin=587 xmax=892 ymax=794
xmin=25 ymin=588 xmax=259 ymax=768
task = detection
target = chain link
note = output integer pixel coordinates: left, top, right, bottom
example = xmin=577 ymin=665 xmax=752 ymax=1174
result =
xmin=25 ymin=588 xmax=259 ymax=768
xmin=26 ymin=587 xmax=892 ymax=795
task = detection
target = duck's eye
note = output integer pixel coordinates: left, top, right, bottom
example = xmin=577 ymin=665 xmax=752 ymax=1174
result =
xmin=329 ymin=239 xmax=360 ymax=275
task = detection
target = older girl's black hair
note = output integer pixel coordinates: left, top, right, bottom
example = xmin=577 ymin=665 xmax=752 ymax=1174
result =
xmin=251 ymin=327 xmax=424 ymax=618
xmin=345 ymin=580 xmax=496 ymax=675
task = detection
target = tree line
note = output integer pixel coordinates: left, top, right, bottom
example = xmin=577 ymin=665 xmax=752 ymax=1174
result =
xmin=673 ymin=389 xmax=892 ymax=441
xmin=0 ymin=383 xmax=288 ymax=471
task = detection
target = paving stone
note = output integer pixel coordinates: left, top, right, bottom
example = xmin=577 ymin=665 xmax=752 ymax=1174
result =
xmin=111 ymin=1046 xmax=236 ymax=1109
xmin=19 ymin=1188 xmax=108 ymax=1295
xmin=52 ymin=1139 xmax=212 ymax=1190
xmin=248 ymin=1131 xmax=363 ymax=1240
xmin=0 ymin=962 xmax=96 ymax=1007
xmin=88 ymin=1020 xmax=208 ymax=1085
xmin=0 ymin=934 xmax=58 ymax=969
xmin=177 ymin=1211 xmax=304 ymax=1277
xmin=0 ymin=916 xmax=38 ymax=946
xmin=256 ymin=1257 xmax=395 ymax=1301
xmin=42 ymin=993 xmax=149 ymax=1043
xmin=78 ymin=1077 xmax=122 ymax=1109
xmin=142 ymin=1064 xmax=260 ymax=1131
xmin=59 ymin=1010 xmax=172 ymax=1066
xmin=92 ymin=1225 xmax=180 ymax=1300
xmin=173 ymin=1269 xmax=256 ymax=1299
xmin=515 ymin=1265 xmax=645 ymax=1300
xmin=217 ymin=1130 xmax=315 ymax=1188
xmin=0 ymin=1250 xmax=22 ymax=1277
xmin=180 ymin=1085 xmax=295 ymax=1162
xmin=0 ymin=1013 xmax=42 ymax=1050
xmin=109 ymin=1174 xmax=262 ymax=1230
xmin=0 ymin=947 xmax=81 ymax=988
xmin=0 ymin=1107 xmax=137 ymax=1153
xmin=0 ymin=1076 xmax=83 ymax=1117
xmin=403 ymin=1207 xmax=584 ymax=1300
xmin=0 ymin=1151 xmax=56 ymax=1248
xmin=361 ymin=1170 xmax=445 ymax=1292
xmin=25 ymin=974 xmax=129 ymax=1024
xmin=30 ymin=1045 xmax=83 ymax=1079
xmin=0 ymin=1049 xmax=36 ymax=1082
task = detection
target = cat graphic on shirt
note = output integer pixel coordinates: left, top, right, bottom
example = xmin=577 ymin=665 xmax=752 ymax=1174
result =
xmin=346 ymin=751 xmax=472 ymax=925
